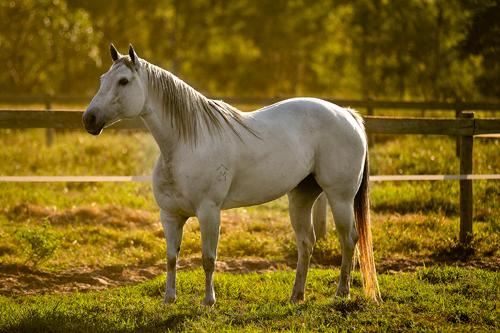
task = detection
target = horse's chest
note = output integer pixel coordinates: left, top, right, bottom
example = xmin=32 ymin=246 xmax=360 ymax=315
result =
xmin=152 ymin=155 xmax=231 ymax=215
xmin=152 ymin=158 xmax=191 ymax=214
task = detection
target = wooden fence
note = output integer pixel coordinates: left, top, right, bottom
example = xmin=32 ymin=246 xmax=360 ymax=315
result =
xmin=4 ymin=95 xmax=499 ymax=151
xmin=2 ymin=94 xmax=500 ymax=113
xmin=1 ymin=103 xmax=500 ymax=247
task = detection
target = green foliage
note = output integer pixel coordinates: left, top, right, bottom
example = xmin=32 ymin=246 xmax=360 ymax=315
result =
xmin=15 ymin=220 xmax=61 ymax=266
xmin=458 ymin=0 xmax=500 ymax=99
xmin=0 ymin=0 xmax=496 ymax=100
xmin=0 ymin=0 xmax=101 ymax=95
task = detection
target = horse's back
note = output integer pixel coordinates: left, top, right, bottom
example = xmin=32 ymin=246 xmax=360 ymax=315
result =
xmin=253 ymin=97 xmax=367 ymax=190
xmin=248 ymin=97 xmax=365 ymax=149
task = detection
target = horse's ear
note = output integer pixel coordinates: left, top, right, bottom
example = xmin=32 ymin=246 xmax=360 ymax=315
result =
xmin=129 ymin=44 xmax=138 ymax=65
xmin=110 ymin=43 xmax=120 ymax=61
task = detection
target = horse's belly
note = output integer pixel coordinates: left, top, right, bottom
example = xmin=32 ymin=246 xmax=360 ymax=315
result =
xmin=222 ymin=147 xmax=313 ymax=209
xmin=222 ymin=174 xmax=305 ymax=209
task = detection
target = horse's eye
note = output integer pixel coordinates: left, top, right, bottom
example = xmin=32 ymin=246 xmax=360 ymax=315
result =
xmin=118 ymin=78 xmax=129 ymax=86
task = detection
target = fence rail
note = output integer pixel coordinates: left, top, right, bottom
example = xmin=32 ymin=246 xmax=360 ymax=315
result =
xmin=1 ymin=108 xmax=500 ymax=248
xmin=2 ymin=95 xmax=500 ymax=112
xmin=1 ymin=174 xmax=499 ymax=183
xmin=2 ymin=110 xmax=500 ymax=136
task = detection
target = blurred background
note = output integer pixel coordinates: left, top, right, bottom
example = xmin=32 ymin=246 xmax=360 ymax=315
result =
xmin=1 ymin=0 xmax=498 ymax=101
xmin=0 ymin=3 xmax=499 ymax=327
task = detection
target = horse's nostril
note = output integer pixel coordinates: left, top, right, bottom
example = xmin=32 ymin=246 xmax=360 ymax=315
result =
xmin=83 ymin=108 xmax=99 ymax=127
xmin=83 ymin=107 xmax=104 ymax=135
xmin=88 ymin=113 xmax=96 ymax=125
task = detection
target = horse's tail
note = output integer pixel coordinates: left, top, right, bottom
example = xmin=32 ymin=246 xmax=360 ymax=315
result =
xmin=354 ymin=151 xmax=382 ymax=302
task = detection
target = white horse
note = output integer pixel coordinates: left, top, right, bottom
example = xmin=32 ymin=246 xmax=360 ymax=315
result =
xmin=83 ymin=44 xmax=381 ymax=305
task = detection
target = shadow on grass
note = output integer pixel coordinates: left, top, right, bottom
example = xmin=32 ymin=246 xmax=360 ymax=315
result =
xmin=431 ymin=240 xmax=476 ymax=262
xmin=1 ymin=309 xmax=197 ymax=333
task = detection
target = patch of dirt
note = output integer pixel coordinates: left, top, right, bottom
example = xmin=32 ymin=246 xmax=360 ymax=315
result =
xmin=5 ymin=203 xmax=157 ymax=229
xmin=0 ymin=258 xmax=284 ymax=296
xmin=0 ymin=263 xmax=164 ymax=296
xmin=0 ymin=257 xmax=498 ymax=296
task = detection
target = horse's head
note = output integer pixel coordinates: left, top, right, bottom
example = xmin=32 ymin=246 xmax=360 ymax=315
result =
xmin=83 ymin=44 xmax=146 ymax=135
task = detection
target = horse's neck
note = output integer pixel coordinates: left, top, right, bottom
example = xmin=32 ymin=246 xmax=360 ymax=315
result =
xmin=138 ymin=63 xmax=225 ymax=156
xmin=139 ymin=85 xmax=177 ymax=158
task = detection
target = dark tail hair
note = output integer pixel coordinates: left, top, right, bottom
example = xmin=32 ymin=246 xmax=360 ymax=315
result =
xmin=354 ymin=152 xmax=382 ymax=302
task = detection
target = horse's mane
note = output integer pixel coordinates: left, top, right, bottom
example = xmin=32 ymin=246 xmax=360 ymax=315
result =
xmin=137 ymin=58 xmax=257 ymax=144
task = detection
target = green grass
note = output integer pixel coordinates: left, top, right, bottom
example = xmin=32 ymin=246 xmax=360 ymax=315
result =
xmin=370 ymin=135 xmax=500 ymax=222
xmin=0 ymin=126 xmax=498 ymax=331
xmin=0 ymin=129 xmax=498 ymax=270
xmin=0 ymin=267 xmax=498 ymax=332
xmin=1 ymin=204 xmax=497 ymax=271
xmin=1 ymin=130 xmax=498 ymax=218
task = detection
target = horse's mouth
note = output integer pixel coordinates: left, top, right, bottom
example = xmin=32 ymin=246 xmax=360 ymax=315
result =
xmin=86 ymin=124 xmax=104 ymax=136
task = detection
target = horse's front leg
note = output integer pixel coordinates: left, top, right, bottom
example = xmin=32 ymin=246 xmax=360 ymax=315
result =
xmin=160 ymin=210 xmax=187 ymax=304
xmin=197 ymin=201 xmax=221 ymax=306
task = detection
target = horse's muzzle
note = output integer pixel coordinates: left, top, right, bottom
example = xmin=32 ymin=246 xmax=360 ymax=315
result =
xmin=82 ymin=107 xmax=105 ymax=135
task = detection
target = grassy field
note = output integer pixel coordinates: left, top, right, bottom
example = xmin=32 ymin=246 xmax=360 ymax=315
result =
xmin=1 ymin=268 xmax=498 ymax=332
xmin=0 ymin=128 xmax=498 ymax=331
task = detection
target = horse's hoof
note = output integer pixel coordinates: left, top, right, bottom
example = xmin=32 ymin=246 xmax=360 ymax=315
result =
xmin=164 ymin=295 xmax=176 ymax=304
xmin=201 ymin=297 xmax=216 ymax=307
xmin=290 ymin=292 xmax=304 ymax=303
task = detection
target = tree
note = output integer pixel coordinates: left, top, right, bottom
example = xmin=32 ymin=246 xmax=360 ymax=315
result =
xmin=0 ymin=0 xmax=101 ymax=95
xmin=459 ymin=0 xmax=500 ymax=99
xmin=0 ymin=0 xmax=495 ymax=100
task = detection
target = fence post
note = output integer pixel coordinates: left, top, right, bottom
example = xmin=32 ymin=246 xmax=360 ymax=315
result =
xmin=459 ymin=111 xmax=474 ymax=245
xmin=44 ymin=98 xmax=54 ymax=147
xmin=455 ymin=108 xmax=463 ymax=157
xmin=367 ymin=98 xmax=375 ymax=147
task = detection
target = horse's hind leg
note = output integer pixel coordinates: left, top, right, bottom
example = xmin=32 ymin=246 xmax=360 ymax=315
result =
xmin=312 ymin=193 xmax=328 ymax=240
xmin=288 ymin=175 xmax=322 ymax=303
xmin=324 ymin=190 xmax=358 ymax=298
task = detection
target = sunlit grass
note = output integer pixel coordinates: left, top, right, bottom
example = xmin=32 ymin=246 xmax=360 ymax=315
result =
xmin=0 ymin=129 xmax=498 ymax=331
xmin=1 ymin=202 xmax=497 ymax=271
xmin=0 ymin=129 xmax=498 ymax=271
xmin=0 ymin=129 xmax=157 ymax=176
xmin=0 ymin=268 xmax=497 ymax=332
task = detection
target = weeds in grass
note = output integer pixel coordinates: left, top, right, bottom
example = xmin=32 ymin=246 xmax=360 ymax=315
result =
xmin=15 ymin=220 xmax=61 ymax=267
xmin=417 ymin=266 xmax=466 ymax=284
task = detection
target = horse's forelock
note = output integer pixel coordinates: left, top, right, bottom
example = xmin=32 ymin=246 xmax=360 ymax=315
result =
xmin=112 ymin=56 xmax=135 ymax=71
